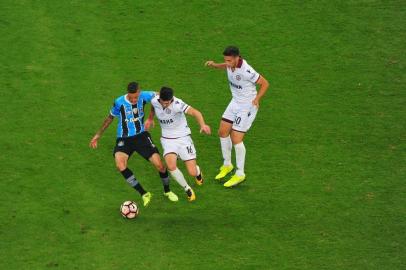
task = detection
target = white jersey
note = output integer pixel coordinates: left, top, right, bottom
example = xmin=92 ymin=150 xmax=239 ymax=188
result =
xmin=226 ymin=58 xmax=260 ymax=104
xmin=151 ymin=96 xmax=191 ymax=138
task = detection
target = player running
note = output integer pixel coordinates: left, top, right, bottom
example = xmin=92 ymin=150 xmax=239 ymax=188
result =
xmin=205 ymin=46 xmax=269 ymax=187
xmin=89 ymin=82 xmax=179 ymax=206
xmin=145 ymin=87 xmax=211 ymax=201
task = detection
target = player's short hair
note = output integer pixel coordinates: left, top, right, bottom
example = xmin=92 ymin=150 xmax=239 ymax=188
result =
xmin=127 ymin=82 xmax=139 ymax=93
xmin=223 ymin=46 xmax=240 ymax=57
xmin=160 ymin=87 xmax=174 ymax=101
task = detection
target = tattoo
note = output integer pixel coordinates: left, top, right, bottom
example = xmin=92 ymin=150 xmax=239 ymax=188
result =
xmin=96 ymin=115 xmax=114 ymax=136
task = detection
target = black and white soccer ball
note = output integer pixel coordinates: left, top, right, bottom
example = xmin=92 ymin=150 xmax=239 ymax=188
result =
xmin=120 ymin=201 xmax=139 ymax=219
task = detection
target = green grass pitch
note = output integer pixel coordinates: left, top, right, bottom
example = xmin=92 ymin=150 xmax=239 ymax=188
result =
xmin=0 ymin=0 xmax=405 ymax=269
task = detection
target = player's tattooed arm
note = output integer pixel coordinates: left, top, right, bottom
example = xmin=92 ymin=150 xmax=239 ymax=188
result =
xmin=204 ymin=61 xmax=227 ymax=69
xmin=252 ymin=75 xmax=270 ymax=107
xmin=185 ymin=107 xmax=211 ymax=135
xmin=144 ymin=106 xmax=155 ymax=131
xmin=89 ymin=115 xmax=114 ymax=148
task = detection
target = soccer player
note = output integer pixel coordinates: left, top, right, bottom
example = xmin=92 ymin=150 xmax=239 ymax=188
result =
xmin=145 ymin=87 xmax=211 ymax=201
xmin=205 ymin=46 xmax=269 ymax=187
xmin=89 ymin=82 xmax=179 ymax=206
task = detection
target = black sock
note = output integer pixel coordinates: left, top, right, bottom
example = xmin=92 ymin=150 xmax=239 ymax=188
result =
xmin=159 ymin=169 xmax=170 ymax=193
xmin=120 ymin=168 xmax=146 ymax=196
xmin=134 ymin=184 xmax=147 ymax=196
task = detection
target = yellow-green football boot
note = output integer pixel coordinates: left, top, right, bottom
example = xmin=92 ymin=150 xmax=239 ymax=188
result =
xmin=164 ymin=191 xmax=179 ymax=202
xmin=224 ymin=174 xmax=246 ymax=188
xmin=214 ymin=164 xmax=234 ymax=180
xmin=142 ymin=192 xmax=152 ymax=206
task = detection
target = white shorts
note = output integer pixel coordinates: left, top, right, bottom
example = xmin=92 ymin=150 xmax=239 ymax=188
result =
xmin=222 ymin=100 xmax=259 ymax=132
xmin=160 ymin=136 xmax=197 ymax=161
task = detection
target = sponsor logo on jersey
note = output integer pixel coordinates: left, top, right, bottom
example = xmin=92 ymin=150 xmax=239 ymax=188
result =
xmin=125 ymin=118 xmax=139 ymax=122
xmin=160 ymin=119 xmax=174 ymax=124
xmin=132 ymin=108 xmax=138 ymax=114
xmin=236 ymin=75 xmax=241 ymax=81
xmin=229 ymin=81 xmax=242 ymax=89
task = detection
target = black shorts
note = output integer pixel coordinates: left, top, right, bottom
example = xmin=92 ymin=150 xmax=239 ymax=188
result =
xmin=113 ymin=131 xmax=159 ymax=161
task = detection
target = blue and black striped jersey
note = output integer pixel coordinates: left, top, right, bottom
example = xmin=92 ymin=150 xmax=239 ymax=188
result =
xmin=110 ymin=91 xmax=155 ymax=138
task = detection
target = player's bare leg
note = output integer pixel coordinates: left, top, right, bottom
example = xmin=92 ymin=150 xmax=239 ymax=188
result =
xmin=149 ymin=153 xmax=178 ymax=202
xmin=149 ymin=153 xmax=166 ymax=172
xmin=114 ymin=152 xmax=129 ymax=171
xmin=184 ymin=159 xmax=203 ymax=185
xmin=115 ymin=152 xmax=152 ymax=206
xmin=166 ymin=154 xmax=195 ymax=201
xmin=215 ymin=120 xmax=234 ymax=180
xmin=224 ymin=130 xmax=247 ymax=187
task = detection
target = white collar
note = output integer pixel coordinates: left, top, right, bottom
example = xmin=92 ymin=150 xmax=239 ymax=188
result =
xmin=124 ymin=94 xmax=133 ymax=105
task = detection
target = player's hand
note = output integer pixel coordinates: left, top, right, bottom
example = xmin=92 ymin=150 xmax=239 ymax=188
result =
xmin=205 ymin=60 xmax=215 ymax=67
xmin=89 ymin=134 xmax=100 ymax=149
xmin=200 ymin=124 xmax=211 ymax=135
xmin=252 ymin=97 xmax=260 ymax=108
xmin=144 ymin=118 xmax=155 ymax=131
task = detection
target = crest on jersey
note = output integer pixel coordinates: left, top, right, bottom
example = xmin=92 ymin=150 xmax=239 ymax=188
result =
xmin=236 ymin=75 xmax=241 ymax=81
xmin=132 ymin=108 xmax=138 ymax=114
xmin=118 ymin=141 xmax=124 ymax=147
xmin=165 ymin=108 xmax=171 ymax=114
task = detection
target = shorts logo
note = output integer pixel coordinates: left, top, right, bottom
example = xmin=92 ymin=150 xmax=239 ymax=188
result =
xmin=165 ymin=108 xmax=171 ymax=114
xmin=118 ymin=141 xmax=124 ymax=147
xmin=132 ymin=108 xmax=138 ymax=114
xmin=236 ymin=75 xmax=241 ymax=81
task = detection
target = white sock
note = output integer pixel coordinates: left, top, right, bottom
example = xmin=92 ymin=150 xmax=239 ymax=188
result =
xmin=196 ymin=165 xmax=201 ymax=176
xmin=234 ymin=142 xmax=246 ymax=176
xmin=220 ymin=136 xmax=232 ymax=166
xmin=169 ymin=168 xmax=190 ymax=191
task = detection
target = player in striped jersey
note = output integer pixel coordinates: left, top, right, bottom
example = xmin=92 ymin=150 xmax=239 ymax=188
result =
xmin=89 ymin=82 xmax=178 ymax=206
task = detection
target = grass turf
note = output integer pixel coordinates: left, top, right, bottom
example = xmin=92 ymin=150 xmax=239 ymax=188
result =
xmin=0 ymin=0 xmax=405 ymax=269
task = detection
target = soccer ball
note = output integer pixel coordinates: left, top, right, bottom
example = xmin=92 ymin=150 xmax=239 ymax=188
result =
xmin=120 ymin=201 xmax=139 ymax=219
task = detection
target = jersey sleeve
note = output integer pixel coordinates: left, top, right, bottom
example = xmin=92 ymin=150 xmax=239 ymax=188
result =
xmin=110 ymin=100 xmax=120 ymax=117
xmin=242 ymin=65 xmax=260 ymax=83
xmin=173 ymin=99 xmax=190 ymax=113
xmin=141 ymin=91 xmax=156 ymax=104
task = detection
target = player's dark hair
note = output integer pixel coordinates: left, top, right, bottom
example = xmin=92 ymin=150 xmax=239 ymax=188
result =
xmin=223 ymin=46 xmax=240 ymax=57
xmin=127 ymin=82 xmax=139 ymax=93
xmin=160 ymin=87 xmax=174 ymax=101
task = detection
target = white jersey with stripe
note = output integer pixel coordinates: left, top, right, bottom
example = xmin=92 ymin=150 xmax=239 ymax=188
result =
xmin=226 ymin=58 xmax=260 ymax=104
xmin=151 ymin=96 xmax=191 ymax=138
